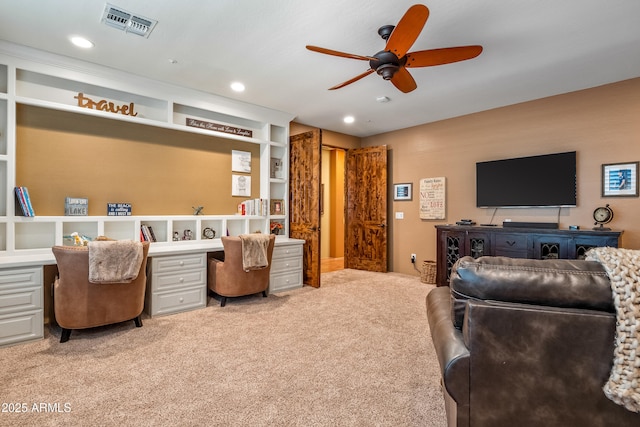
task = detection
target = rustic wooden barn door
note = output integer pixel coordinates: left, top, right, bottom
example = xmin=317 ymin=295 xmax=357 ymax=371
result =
xmin=345 ymin=146 xmax=388 ymax=272
xmin=289 ymin=130 xmax=321 ymax=288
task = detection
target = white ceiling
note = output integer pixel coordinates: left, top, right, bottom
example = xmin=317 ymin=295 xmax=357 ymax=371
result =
xmin=1 ymin=1 xmax=639 ymax=137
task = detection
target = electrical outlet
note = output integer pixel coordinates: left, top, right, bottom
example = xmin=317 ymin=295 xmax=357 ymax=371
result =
xmin=411 ymin=253 xmax=416 ymax=263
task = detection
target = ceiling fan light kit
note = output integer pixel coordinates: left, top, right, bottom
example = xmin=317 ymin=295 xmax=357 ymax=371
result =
xmin=306 ymin=4 xmax=483 ymax=93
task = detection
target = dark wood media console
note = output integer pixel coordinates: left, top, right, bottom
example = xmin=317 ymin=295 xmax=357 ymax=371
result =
xmin=435 ymin=224 xmax=622 ymax=287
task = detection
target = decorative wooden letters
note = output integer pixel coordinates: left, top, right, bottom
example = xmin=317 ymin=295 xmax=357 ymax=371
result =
xmin=74 ymin=92 xmax=138 ymax=117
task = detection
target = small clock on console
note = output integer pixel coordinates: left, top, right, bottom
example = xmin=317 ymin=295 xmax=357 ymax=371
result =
xmin=593 ymin=204 xmax=613 ymax=231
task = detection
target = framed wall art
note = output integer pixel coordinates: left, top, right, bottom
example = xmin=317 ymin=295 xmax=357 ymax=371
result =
xmin=419 ymin=177 xmax=446 ymax=220
xmin=602 ymin=161 xmax=638 ymax=197
xmin=393 ymin=183 xmax=412 ymax=201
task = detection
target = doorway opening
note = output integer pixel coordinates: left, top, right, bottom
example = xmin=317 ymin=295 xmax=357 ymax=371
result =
xmin=321 ymin=146 xmax=345 ymax=273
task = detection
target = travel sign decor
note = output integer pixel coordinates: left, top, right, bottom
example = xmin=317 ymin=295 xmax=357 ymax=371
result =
xmin=186 ymin=117 xmax=253 ymax=138
xmin=73 ymin=93 xmax=138 ymax=117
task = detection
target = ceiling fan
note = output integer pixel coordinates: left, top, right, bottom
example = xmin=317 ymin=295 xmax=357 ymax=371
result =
xmin=306 ymin=4 xmax=483 ymax=93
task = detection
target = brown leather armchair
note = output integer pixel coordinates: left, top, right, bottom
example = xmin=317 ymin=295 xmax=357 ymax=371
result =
xmin=52 ymin=241 xmax=150 ymax=343
xmin=427 ymin=256 xmax=640 ymax=427
xmin=207 ymin=234 xmax=275 ymax=306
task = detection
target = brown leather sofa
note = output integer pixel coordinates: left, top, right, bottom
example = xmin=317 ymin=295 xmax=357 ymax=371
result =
xmin=426 ymin=256 xmax=640 ymax=427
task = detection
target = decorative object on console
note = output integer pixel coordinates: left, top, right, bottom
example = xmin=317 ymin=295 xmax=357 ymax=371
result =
xmin=192 ymin=205 xmax=204 ymax=215
xmin=393 ymin=183 xmax=412 ymax=201
xmin=502 ymin=221 xmax=558 ymax=229
xmin=602 ymin=161 xmax=639 ymax=197
xmin=183 ymin=229 xmax=193 ymax=240
xmin=593 ymin=204 xmax=614 ymax=231
xmin=419 ymin=177 xmax=446 ymax=220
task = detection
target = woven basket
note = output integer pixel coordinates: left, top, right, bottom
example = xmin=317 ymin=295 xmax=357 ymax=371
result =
xmin=421 ymin=260 xmax=437 ymax=284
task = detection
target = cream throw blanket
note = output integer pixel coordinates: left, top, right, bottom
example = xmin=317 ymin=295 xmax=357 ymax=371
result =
xmin=586 ymin=247 xmax=640 ymax=413
xmin=239 ymin=233 xmax=270 ymax=271
xmin=88 ymin=240 xmax=143 ymax=284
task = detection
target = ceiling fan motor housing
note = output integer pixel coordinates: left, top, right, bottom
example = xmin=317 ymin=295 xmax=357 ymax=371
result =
xmin=370 ymin=51 xmax=406 ymax=79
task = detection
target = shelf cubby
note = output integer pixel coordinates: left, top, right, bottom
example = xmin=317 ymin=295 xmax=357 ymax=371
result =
xmin=15 ymin=221 xmax=56 ymax=250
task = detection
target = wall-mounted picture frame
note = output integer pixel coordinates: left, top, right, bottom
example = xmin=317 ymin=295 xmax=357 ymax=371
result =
xmin=393 ymin=183 xmax=412 ymax=201
xmin=602 ymin=161 xmax=639 ymax=197
xmin=231 ymin=150 xmax=251 ymax=173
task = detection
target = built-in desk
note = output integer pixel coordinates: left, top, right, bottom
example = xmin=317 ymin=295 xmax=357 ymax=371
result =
xmin=435 ymin=225 xmax=622 ymax=287
xmin=0 ymin=237 xmax=304 ymax=347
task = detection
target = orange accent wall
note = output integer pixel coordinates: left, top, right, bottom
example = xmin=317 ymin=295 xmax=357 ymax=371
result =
xmin=16 ymin=105 xmax=260 ymax=216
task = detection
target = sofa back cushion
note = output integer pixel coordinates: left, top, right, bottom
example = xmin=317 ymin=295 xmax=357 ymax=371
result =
xmin=450 ymin=256 xmax=613 ymax=329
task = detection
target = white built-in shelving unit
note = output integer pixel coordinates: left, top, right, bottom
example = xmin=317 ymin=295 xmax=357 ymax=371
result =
xmin=0 ymin=41 xmax=294 ymax=266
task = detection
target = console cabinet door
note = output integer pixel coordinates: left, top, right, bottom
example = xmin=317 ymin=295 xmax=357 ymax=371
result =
xmin=437 ymin=230 xmax=466 ymax=287
xmin=533 ymin=235 xmax=569 ymax=260
xmin=467 ymin=231 xmax=492 ymax=259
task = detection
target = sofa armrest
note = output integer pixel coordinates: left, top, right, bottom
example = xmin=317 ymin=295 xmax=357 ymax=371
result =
xmin=427 ymin=287 xmax=470 ymax=406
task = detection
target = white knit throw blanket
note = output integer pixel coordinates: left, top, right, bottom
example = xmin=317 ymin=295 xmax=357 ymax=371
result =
xmin=586 ymin=247 xmax=640 ymax=413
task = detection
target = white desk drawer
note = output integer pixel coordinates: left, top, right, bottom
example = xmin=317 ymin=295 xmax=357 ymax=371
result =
xmin=152 ymin=253 xmax=206 ymax=273
xmin=270 ymin=271 xmax=303 ymax=293
xmin=272 ymin=245 xmax=303 ymax=259
xmin=151 ymin=286 xmax=206 ymax=316
xmin=0 ymin=268 xmax=41 ymax=291
xmin=153 ymin=269 xmax=206 ymax=292
xmin=0 ymin=286 xmax=42 ymax=315
xmin=0 ymin=310 xmax=44 ymax=347
xmin=271 ymin=256 xmax=303 ymax=274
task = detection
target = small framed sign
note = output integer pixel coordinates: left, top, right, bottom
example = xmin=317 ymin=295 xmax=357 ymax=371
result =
xmin=393 ymin=183 xmax=412 ymax=201
xmin=65 ymin=197 xmax=88 ymax=216
xmin=107 ymin=203 xmax=132 ymax=216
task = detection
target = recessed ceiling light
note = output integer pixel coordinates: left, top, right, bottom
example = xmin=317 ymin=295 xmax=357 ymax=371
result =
xmin=343 ymin=116 xmax=355 ymax=124
xmin=230 ymin=82 xmax=245 ymax=92
xmin=70 ymin=36 xmax=94 ymax=49
xmin=168 ymin=59 xmax=178 ymax=64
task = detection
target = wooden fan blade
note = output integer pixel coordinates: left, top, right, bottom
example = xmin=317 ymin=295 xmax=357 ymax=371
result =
xmin=329 ymin=69 xmax=375 ymax=90
xmin=390 ymin=67 xmax=417 ymax=93
xmin=385 ymin=4 xmax=429 ymax=59
xmin=306 ymin=45 xmax=376 ymax=61
xmin=405 ymin=46 xmax=483 ymax=67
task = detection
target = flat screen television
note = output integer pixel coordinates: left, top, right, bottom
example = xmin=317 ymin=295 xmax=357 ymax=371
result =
xmin=476 ymin=151 xmax=577 ymax=208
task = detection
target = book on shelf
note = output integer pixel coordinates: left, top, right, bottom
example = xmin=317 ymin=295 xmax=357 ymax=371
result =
xmin=237 ymin=198 xmax=268 ymax=216
xmin=14 ymin=186 xmax=35 ymax=216
xmin=140 ymin=225 xmax=156 ymax=242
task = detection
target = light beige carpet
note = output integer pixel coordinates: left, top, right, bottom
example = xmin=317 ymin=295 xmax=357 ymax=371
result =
xmin=1 ymin=269 xmax=446 ymax=427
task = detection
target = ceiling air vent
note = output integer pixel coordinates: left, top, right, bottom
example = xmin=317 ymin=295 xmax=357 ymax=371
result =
xmin=101 ymin=3 xmax=157 ymax=38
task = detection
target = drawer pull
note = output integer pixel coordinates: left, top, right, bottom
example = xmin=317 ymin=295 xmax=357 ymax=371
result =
xmin=179 ymin=297 xmax=184 ymax=303
xmin=179 ymin=261 xmax=184 ymax=266
xmin=179 ymin=277 xmax=184 ymax=283
xmin=506 ymin=241 xmax=516 ymax=246
xmin=285 ymin=263 xmax=290 ymax=267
